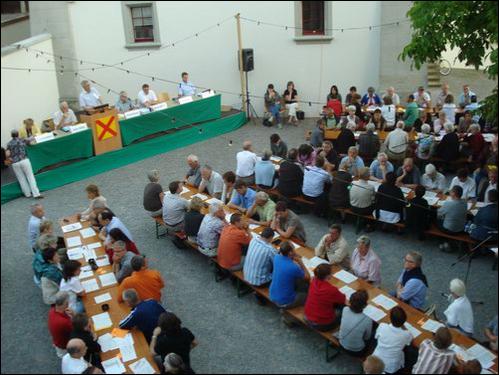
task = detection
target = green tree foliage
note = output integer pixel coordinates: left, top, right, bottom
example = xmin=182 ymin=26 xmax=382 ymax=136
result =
xmin=399 ymin=1 xmax=498 ymax=123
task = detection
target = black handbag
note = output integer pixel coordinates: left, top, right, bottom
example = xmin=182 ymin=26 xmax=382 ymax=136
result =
xmin=297 ymin=110 xmax=305 ymax=120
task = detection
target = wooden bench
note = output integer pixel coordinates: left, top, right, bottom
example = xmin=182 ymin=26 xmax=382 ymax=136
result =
xmin=153 ymin=216 xmax=167 ymax=239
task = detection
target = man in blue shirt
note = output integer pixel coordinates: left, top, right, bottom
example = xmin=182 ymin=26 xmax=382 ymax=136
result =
xmin=28 ymin=203 xmax=45 ymax=251
xmin=369 ymin=152 xmax=394 ymax=182
xmin=98 ymin=210 xmax=133 ymax=246
xmin=178 ymin=72 xmax=196 ymax=97
xmin=302 ymin=156 xmax=332 ymax=199
xmin=227 ymin=180 xmax=256 ymax=214
xmin=119 ymin=288 xmax=166 ymax=343
xmin=340 ymin=146 xmax=365 ymax=177
xmin=244 ymin=228 xmax=277 ymax=287
xmin=392 ymin=251 xmax=428 ymax=310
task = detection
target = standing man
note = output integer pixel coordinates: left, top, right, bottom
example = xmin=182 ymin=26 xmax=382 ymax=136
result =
xmin=6 ymin=130 xmax=42 ymax=199
xmin=79 ymin=80 xmax=102 ymax=111
xmin=178 ymin=72 xmax=196 ymax=97
xmin=54 ymin=101 xmax=77 ymax=129
xmin=236 ymin=140 xmax=258 ymax=185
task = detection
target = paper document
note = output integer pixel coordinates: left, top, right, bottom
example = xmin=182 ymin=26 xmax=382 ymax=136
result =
xmin=372 ymin=294 xmax=398 ymax=310
xmin=99 ymin=272 xmax=118 ymax=287
xmin=119 ymin=343 xmax=138 ymax=362
xmin=250 ymin=232 xmax=259 ymax=240
xmin=421 ymin=319 xmax=445 ymax=333
xmin=450 ymin=344 xmax=472 ymax=362
xmin=363 ymin=304 xmax=387 ymax=322
xmin=270 ymin=156 xmax=283 ymax=162
xmin=78 ymin=269 xmax=94 ymax=280
xmin=339 ymin=285 xmax=356 ymax=299
xmin=102 ymin=357 xmax=126 ymax=374
xmin=96 ymin=256 xmax=110 ymax=267
xmin=66 ymin=236 xmax=82 ymax=248
xmin=67 ymin=247 xmax=84 ymax=260
xmin=404 ymin=322 xmax=422 ymax=338
xmin=62 ymin=222 xmax=83 ymax=233
xmin=79 ymin=227 xmax=96 ymax=239
xmin=81 ymin=278 xmax=100 ymax=293
xmin=86 ymin=242 xmax=102 ymax=250
xmin=91 ymin=312 xmax=113 ymax=331
xmin=191 ymin=193 xmax=208 ymax=201
xmin=333 ymin=270 xmax=358 ymax=284
xmin=83 ymin=248 xmax=97 ymax=262
xmin=426 ymin=197 xmax=440 ymax=206
xmin=180 ymin=186 xmax=190 ymax=196
xmin=224 ymin=212 xmax=233 ymax=222
xmin=129 ymin=358 xmax=156 ymax=374
xmin=113 ymin=333 xmax=135 ymax=348
xmin=98 ymin=333 xmax=118 ymax=352
xmin=248 ymin=224 xmax=260 ymax=230
xmin=424 ymin=190 xmax=438 ymax=198
xmin=94 ymin=292 xmax=112 ymax=304
xmin=307 ymin=256 xmax=329 ymax=269
xmin=290 ymin=241 xmax=303 ymax=250
xmin=206 ymin=197 xmax=224 ymax=206
xmin=401 ymin=187 xmax=411 ymax=195
xmin=466 ymin=344 xmax=497 ymax=369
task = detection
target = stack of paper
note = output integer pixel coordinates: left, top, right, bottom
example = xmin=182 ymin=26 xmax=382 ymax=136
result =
xmin=102 ymin=357 xmax=126 ymax=374
xmin=206 ymin=197 xmax=224 ymax=206
xmin=404 ymin=322 xmax=422 ymax=338
xmin=307 ymin=256 xmax=329 ymax=269
xmin=424 ymin=190 xmax=438 ymax=198
xmin=450 ymin=344 xmax=472 ymax=362
xmin=192 ymin=193 xmax=208 ymax=201
xmin=61 ymin=222 xmax=83 ymax=233
xmin=421 ymin=319 xmax=445 ymax=333
xmin=83 ymin=247 xmax=97 ymax=262
xmin=79 ymin=227 xmax=96 ymax=239
xmin=67 ymin=247 xmax=84 ymax=260
xmin=86 ymin=242 xmax=102 ymax=250
xmin=96 ymin=256 xmax=110 ymax=267
xmin=129 ymin=358 xmax=156 ymax=374
xmin=78 ymin=268 xmax=94 ymax=280
xmin=94 ymin=292 xmax=112 ymax=304
xmin=119 ymin=343 xmax=137 ymax=362
xmin=426 ymin=196 xmax=440 ymax=206
xmin=66 ymin=236 xmax=82 ymax=248
xmin=371 ymin=294 xmax=398 ymax=310
xmin=339 ymin=285 xmax=356 ymax=299
xmin=99 ymin=272 xmax=118 ymax=287
xmin=466 ymin=344 xmax=497 ymax=369
xmin=363 ymin=304 xmax=387 ymax=322
xmin=91 ymin=312 xmax=113 ymax=331
xmin=81 ymin=278 xmax=100 ymax=293
xmin=98 ymin=333 xmax=119 ymax=352
xmin=333 ymin=270 xmax=358 ymax=284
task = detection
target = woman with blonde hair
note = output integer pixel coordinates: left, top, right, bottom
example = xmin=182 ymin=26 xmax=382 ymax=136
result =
xmin=19 ymin=118 xmax=42 ymax=139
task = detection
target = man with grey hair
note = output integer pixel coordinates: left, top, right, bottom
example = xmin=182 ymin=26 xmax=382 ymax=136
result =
xmin=444 ymin=278 xmax=474 ymax=336
xmin=421 ymin=163 xmax=446 ymax=193
xmin=48 ymin=291 xmax=74 ymax=358
xmin=236 ymin=140 xmax=258 ymax=185
xmin=350 ymin=167 xmax=376 ymax=231
xmin=247 ymin=191 xmax=277 ymax=226
xmin=384 ymin=121 xmax=409 ymax=166
xmin=119 ymin=288 xmax=166 ymax=343
xmin=350 ymin=235 xmax=382 ymax=287
xmin=395 ymin=157 xmax=421 ymax=190
xmin=143 ymin=170 xmax=164 ymax=217
xmin=384 ymin=86 xmax=400 ymax=106
xmin=115 ymin=91 xmax=136 ymax=113
xmin=184 ymin=154 xmax=202 ymax=187
xmin=358 ymin=122 xmax=380 ymax=160
xmin=6 ymin=129 xmax=42 ymax=200
xmin=361 ymin=86 xmax=382 ymax=107
xmin=79 ymin=80 xmax=102 ymax=111
xmin=198 ymin=164 xmax=224 ymax=199
xmin=369 ymin=152 xmax=394 ymax=183
xmin=196 ymin=202 xmax=228 ymax=257
xmin=393 ymin=251 xmax=428 ymax=310
xmin=112 ymin=240 xmax=135 ymax=283
xmin=28 ymin=203 xmax=46 ymax=251
xmin=54 ymin=101 xmax=77 ymax=129
xmin=61 ymin=338 xmax=90 ymax=374
xmin=340 ymin=146 xmax=365 ymax=177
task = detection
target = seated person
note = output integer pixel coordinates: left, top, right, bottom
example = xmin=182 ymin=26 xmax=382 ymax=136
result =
xmin=436 ymin=122 xmax=460 ymax=163
xmin=60 ymin=260 xmax=86 ymax=313
xmin=298 ymin=143 xmax=317 ymax=167
xmin=444 ymin=279 xmax=474 ymax=337
xmin=385 ymin=121 xmax=409 ymax=164
xmin=412 ymin=110 xmax=432 ymax=133
xmin=283 ymin=81 xmax=299 ymax=125
xmin=37 ymin=247 xmax=64 ymax=305
xmin=350 ymin=168 xmax=376 ymax=231
xmin=48 ymin=291 xmax=73 ymax=358
xmin=395 ymin=157 xmax=421 ymax=190
xmin=437 ymin=185 xmax=468 ymax=234
xmin=69 ymin=314 xmax=103 ymax=369
xmin=79 ymin=80 xmax=102 ymax=111
xmin=314 ymin=224 xmax=350 ymax=269
xmin=403 ymin=94 xmax=419 ymax=127
xmin=363 ymin=355 xmax=385 ymax=375
xmin=183 ymin=197 xmax=205 ymax=243
xmin=19 ymin=118 xmax=42 ymax=139
xmin=350 ymin=235 xmax=382 ymax=287
xmin=484 ymin=315 xmax=498 ymax=353
xmin=449 ymin=168 xmax=476 ymax=201
xmin=358 ymin=122 xmax=380 ymax=160
xmin=247 ymin=191 xmax=276 ymax=227
xmin=380 ymin=96 xmax=396 ymax=129
xmin=345 ymin=86 xmax=357 ymax=105
xmin=119 ymin=288 xmax=166 ymax=343
xmin=338 ymin=290 xmax=373 ymax=356
xmin=458 ymin=110 xmax=473 ymax=133
xmin=271 ymin=201 xmax=307 ymax=243
xmin=477 ymin=167 xmax=497 ymax=203
xmin=115 ymin=91 xmax=136 ymax=113
xmin=329 ymin=160 xmax=352 ymax=211
xmin=217 ymin=213 xmax=251 ymax=272
xmin=162 ymin=181 xmax=189 ymax=232
xmin=372 ymin=307 xmax=413 ymax=374
xmin=178 ymin=72 xmax=196 ymax=97
xmin=61 ymin=338 xmax=90 ymax=374
xmin=465 ymin=124 xmax=486 ymax=163
xmin=243 ymin=227 xmax=277 ymax=287
xmin=98 ymin=210 xmax=133 ymax=247
xmin=196 ymin=203 xmax=228 ymax=257
xmin=183 ymin=154 xmax=202 ymax=187
xmin=221 ymin=171 xmax=236 ymax=204
xmin=421 ymin=164 xmax=446 ymax=193
xmin=369 ymin=152 xmax=394 ymax=183
xmin=302 ymin=156 xmax=332 ymax=216
xmin=370 ymin=109 xmax=386 ymax=131
xmin=340 ymin=106 xmax=360 ymax=128
xmin=111 ymin=241 xmax=135 ymax=283
xmin=198 ymin=165 xmax=224 ymax=200
xmin=433 ymin=110 xmax=448 ymax=134
xmin=412 ymin=327 xmax=455 ymax=374
xmin=138 ymin=83 xmax=158 ymax=108
xmin=405 ymin=185 xmax=431 ymax=240
xmin=277 ymin=148 xmax=304 ymax=198
xmin=416 ymin=124 xmax=435 ymax=161
xmin=117 ymin=255 xmax=164 ymax=303
xmin=80 ymin=184 xmax=107 ymax=222
xmin=107 ymin=227 xmax=140 ymax=263
xmin=310 ymin=120 xmax=325 ymax=148
xmin=375 ymin=172 xmax=405 ymax=224
xmin=270 ymin=133 xmax=288 ymax=159
xmin=335 ymin=122 xmax=356 ymax=156
xmin=143 ymin=170 xmax=164 ymax=217
xmin=264 ymin=84 xmax=283 ymax=127
xmin=413 ymin=86 xmax=431 ymax=108
xmin=227 ymin=180 xmax=256 ymax=214
xmin=458 ymin=84 xmax=476 ymax=108
xmin=255 ymin=151 xmax=276 ymax=189
xmin=392 ymin=251 xmax=428 ymax=310
xmin=470 ymin=189 xmax=498 ymax=242
xmin=317 ymin=141 xmax=339 ymax=170
xmin=361 ymin=87 xmax=382 ymax=107
xmin=384 ymin=86 xmax=400 ymax=106
xmin=304 ymin=263 xmax=346 ymax=331
xmin=54 ymin=101 xmax=77 ymax=129
xmin=340 ymin=146 xmax=365 ymax=177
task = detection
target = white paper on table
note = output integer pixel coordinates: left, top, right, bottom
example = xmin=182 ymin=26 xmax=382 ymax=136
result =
xmin=224 ymin=212 xmax=233 ymax=222
xmin=81 ymin=278 xmax=100 ymax=293
xmin=470 ymin=209 xmax=478 ymax=216
xmin=466 ymin=343 xmax=497 ymax=369
xmin=86 ymin=242 xmax=102 ymax=250
xmin=307 ymin=256 xmax=329 ymax=269
xmin=363 ymin=304 xmax=387 ymax=322
xmin=248 ymin=224 xmax=260 ymax=230
xmin=129 ymin=357 xmax=156 ymax=374
xmin=270 ymin=156 xmax=283 ymax=163
xmin=290 ymin=241 xmax=303 ymax=250
xmin=61 ymin=222 xmax=83 ymax=233
xmin=333 ymin=270 xmax=358 ymax=284
xmin=102 ymin=357 xmax=126 ymax=374
xmin=404 ymin=322 xmax=422 ymax=338
xmin=191 ymin=193 xmax=208 ymax=201
xmin=401 ymin=187 xmax=411 ymax=194
xmin=490 ymin=247 xmax=498 ymax=255
xmin=83 ymin=248 xmax=97 ymax=262
xmin=371 ymin=294 xmax=398 ymax=310
xmin=274 ymin=164 xmax=280 ymax=171
xmin=96 ymin=256 xmax=110 ymax=267
xmin=339 ymin=285 xmax=356 ymax=299
xmin=450 ymin=344 xmax=472 ymax=362
xmin=113 ymin=333 xmax=135 ymax=348
xmin=67 ymin=247 xmax=84 ymax=260
xmin=475 ymin=201 xmax=487 ymax=208
xmin=94 ymin=292 xmax=112 ymax=304
xmin=426 ymin=197 xmax=440 ymax=206
xmin=301 ymin=258 xmax=315 ymax=277
xmin=80 ymin=265 xmax=91 ymax=272
xmin=99 ymin=272 xmax=118 ymax=287
xmin=180 ymin=186 xmax=190 ymax=196
xmin=421 ymin=319 xmax=445 ymax=333
xmin=250 ymin=232 xmax=259 ymax=240
xmin=367 ymin=180 xmax=381 ymax=191
xmin=79 ymin=227 xmax=96 ymax=239
xmin=424 ymin=190 xmax=438 ymax=198
xmin=91 ymin=312 xmax=113 ymax=331
xmin=206 ymin=197 xmax=224 ymax=206
xmin=66 ymin=236 xmax=82 ymax=248
xmin=78 ymin=269 xmax=94 ymax=280
xmin=119 ymin=343 xmax=138 ymax=362
xmin=98 ymin=333 xmax=118 ymax=352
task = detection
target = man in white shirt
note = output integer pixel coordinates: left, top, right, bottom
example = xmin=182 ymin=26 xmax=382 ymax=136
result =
xmin=178 ymin=72 xmax=196 ymax=97
xmin=198 ymin=165 xmax=224 ymax=200
xmin=28 ymin=203 xmax=46 ymax=251
xmin=384 ymin=121 xmax=409 ymax=165
xmin=61 ymin=338 xmax=90 ymax=374
xmin=79 ymin=80 xmax=102 ymax=111
xmin=413 ymin=86 xmax=431 ymax=108
xmin=444 ymin=278 xmax=474 ymax=337
xmin=449 ymin=168 xmax=476 ymax=201
xmin=384 ymin=86 xmax=400 ymax=106
xmin=138 ymin=83 xmax=158 ymax=108
xmin=236 ymin=140 xmax=258 ymax=185
xmin=421 ymin=164 xmax=447 ymax=193
xmin=54 ymin=101 xmax=77 ymax=129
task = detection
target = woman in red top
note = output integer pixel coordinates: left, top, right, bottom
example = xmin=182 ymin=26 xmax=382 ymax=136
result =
xmin=304 ymin=263 xmax=346 ymax=331
xmin=465 ymin=124 xmax=486 ymax=164
xmin=106 ymin=227 xmax=140 ymax=263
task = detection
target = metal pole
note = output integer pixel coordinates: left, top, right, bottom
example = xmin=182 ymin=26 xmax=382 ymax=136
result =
xmin=235 ymin=13 xmax=247 ymax=115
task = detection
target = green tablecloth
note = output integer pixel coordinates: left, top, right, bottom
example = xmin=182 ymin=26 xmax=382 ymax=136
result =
xmin=27 ymin=129 xmax=94 ymax=173
xmin=119 ymin=94 xmax=222 ymax=146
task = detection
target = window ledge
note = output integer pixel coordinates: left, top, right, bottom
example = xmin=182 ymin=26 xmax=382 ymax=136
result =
xmin=124 ymin=42 xmax=161 ymax=49
xmin=293 ymin=35 xmax=334 ymax=43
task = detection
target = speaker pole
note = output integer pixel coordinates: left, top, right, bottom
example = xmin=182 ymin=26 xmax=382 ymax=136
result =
xmin=235 ymin=13 xmax=247 ymax=116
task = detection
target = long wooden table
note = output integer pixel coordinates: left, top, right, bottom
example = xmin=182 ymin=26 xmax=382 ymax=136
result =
xmin=59 ymin=216 xmax=159 ymax=374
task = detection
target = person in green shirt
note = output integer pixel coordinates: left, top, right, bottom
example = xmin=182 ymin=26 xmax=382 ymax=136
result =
xmin=247 ymin=191 xmax=276 ymax=226
xmin=403 ymin=94 xmax=419 ymax=127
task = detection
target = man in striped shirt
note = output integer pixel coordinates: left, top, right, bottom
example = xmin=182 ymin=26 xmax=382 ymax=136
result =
xmin=412 ymin=326 xmax=455 ymax=374
xmin=243 ymin=227 xmax=277 ymax=287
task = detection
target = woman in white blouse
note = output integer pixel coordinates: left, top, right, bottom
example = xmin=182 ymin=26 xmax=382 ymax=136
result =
xmin=444 ymin=278 xmax=474 ymax=337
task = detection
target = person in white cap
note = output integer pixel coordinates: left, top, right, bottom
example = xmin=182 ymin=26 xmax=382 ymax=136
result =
xmin=421 ymin=163 xmax=447 ymax=193
xmin=444 ymin=278 xmax=474 ymax=337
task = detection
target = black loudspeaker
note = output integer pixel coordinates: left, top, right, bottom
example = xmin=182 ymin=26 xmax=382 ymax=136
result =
xmin=239 ymin=48 xmax=254 ymax=72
